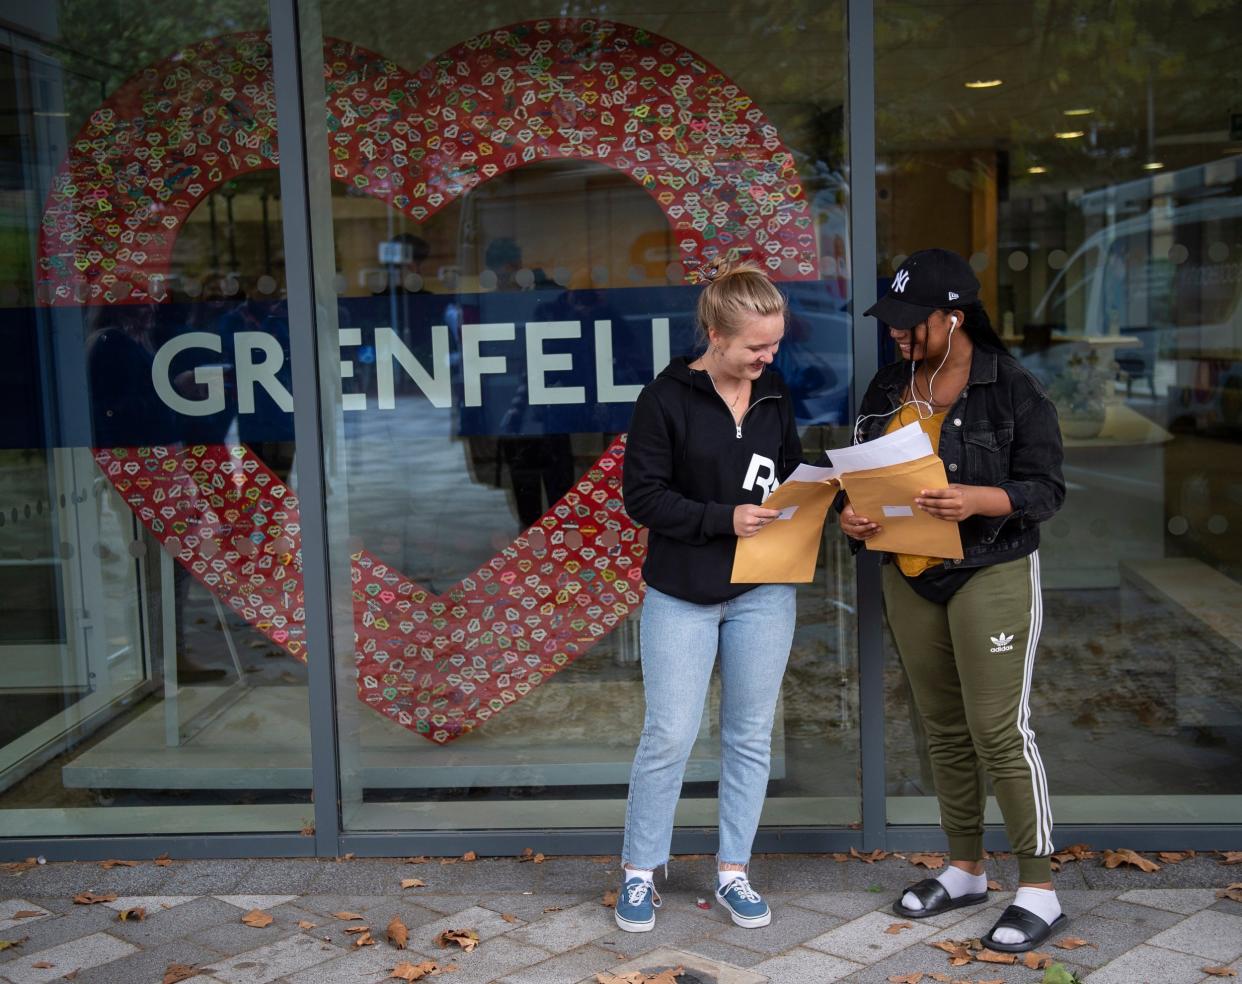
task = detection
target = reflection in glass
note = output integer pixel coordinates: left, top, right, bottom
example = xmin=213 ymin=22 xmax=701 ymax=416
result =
xmin=0 ymin=3 xmax=312 ymax=836
xmin=308 ymin=3 xmax=858 ymax=832
xmin=877 ymin=0 xmax=1242 ymax=824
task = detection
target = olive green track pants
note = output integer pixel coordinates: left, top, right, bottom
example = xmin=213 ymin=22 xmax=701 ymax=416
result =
xmin=883 ymin=552 xmax=1054 ymax=884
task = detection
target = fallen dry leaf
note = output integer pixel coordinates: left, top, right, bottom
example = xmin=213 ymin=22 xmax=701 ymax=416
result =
xmin=1050 ymin=843 xmax=1098 ymax=871
xmin=1220 ymin=852 xmax=1242 ymax=865
xmin=887 ymin=974 xmax=924 ymax=984
xmin=601 ymin=889 xmax=619 ymax=908
xmin=948 ymin=950 xmax=972 ymax=967
xmin=31 ymin=962 xmax=53 ymax=970
xmin=1054 ymin=937 xmax=1094 ymax=949
xmin=388 ymin=916 xmax=409 ymax=949
xmin=333 ymin=911 xmax=366 ymax=921
xmin=0 ymin=939 xmax=25 ymax=952
xmin=976 ymin=979 xmax=1006 ymax=984
xmin=929 ymin=975 xmax=952 ymax=983
xmin=9 ymin=911 xmax=43 ymax=919
xmin=1158 ymin=850 xmax=1195 ymax=864
xmin=987 ymin=879 xmax=1003 ymax=891
xmin=297 ymin=920 xmax=316 ymax=930
xmin=241 ymin=909 xmax=274 ymax=928
xmin=1217 ymin=883 xmax=1242 ymax=902
xmin=439 ymin=857 xmax=458 ymax=866
xmin=63 ymin=971 xmax=79 ymax=981
xmin=162 ymin=965 xmax=198 ymax=984
xmin=342 ymin=853 xmax=356 ymax=861
xmin=300 ymin=824 xmax=315 ymax=837
xmin=1203 ymin=967 xmax=1238 ymax=978
xmin=353 ymin=931 xmax=376 ymax=947
xmin=117 ymin=907 xmax=146 ymax=922
xmin=542 ymin=906 xmax=563 ymax=913
xmin=406 ymin=856 xmax=430 ymax=864
xmin=98 ymin=859 xmax=138 ymax=870
xmin=0 ymin=858 xmax=38 ymax=874
xmin=831 ymin=852 xmax=851 ymax=862
xmin=501 ymin=913 xmax=519 ymax=924
xmin=1024 ymin=950 xmax=1053 ymax=969
xmin=390 ymin=961 xmax=454 ymax=981
xmin=1101 ymin=848 xmax=1160 ymax=872
xmin=886 ymin=922 xmax=914 ymax=935
xmin=401 ymin=878 xmax=426 ymax=889
xmin=928 ymin=940 xmax=964 ymax=954
xmin=72 ymin=892 xmax=117 ymax=905
xmin=851 ymin=846 xmax=888 ymax=864
xmin=154 ymin=854 xmax=173 ymax=867
xmin=976 ymin=948 xmax=1016 ymax=964
xmin=908 ymin=853 xmax=946 ymax=870
xmin=461 ymin=851 xmax=477 ymax=862
xmin=344 ymin=925 xmax=372 ymax=935
xmin=436 ymin=928 xmax=480 ymax=952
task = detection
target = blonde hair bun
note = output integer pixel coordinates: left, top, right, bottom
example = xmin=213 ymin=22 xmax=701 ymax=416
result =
xmin=695 ymin=257 xmax=786 ymax=344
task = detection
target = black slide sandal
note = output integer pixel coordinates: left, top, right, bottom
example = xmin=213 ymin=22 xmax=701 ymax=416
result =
xmin=892 ymin=878 xmax=989 ymax=919
xmin=981 ymin=905 xmax=1070 ymax=953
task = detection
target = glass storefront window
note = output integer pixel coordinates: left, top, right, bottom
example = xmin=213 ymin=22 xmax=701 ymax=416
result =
xmin=876 ymin=0 xmax=1242 ymax=825
xmin=303 ymin=3 xmax=857 ymax=833
xmin=0 ymin=3 xmax=313 ymax=836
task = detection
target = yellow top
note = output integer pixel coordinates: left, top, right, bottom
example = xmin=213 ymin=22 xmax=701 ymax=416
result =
xmin=884 ymin=405 xmax=947 ymax=577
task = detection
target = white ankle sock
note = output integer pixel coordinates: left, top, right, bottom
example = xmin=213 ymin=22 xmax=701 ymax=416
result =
xmin=718 ymin=870 xmax=745 ymax=890
xmin=901 ymin=865 xmax=986 ymax=911
xmin=625 ymin=867 xmax=654 ymax=885
xmin=991 ymin=886 xmax=1061 ymax=945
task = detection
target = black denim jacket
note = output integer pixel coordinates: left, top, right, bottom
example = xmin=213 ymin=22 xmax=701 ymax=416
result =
xmin=841 ymin=348 xmax=1066 ymax=570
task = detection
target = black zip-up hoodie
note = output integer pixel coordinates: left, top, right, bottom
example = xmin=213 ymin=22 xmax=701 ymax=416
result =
xmin=623 ymin=356 xmax=802 ymax=604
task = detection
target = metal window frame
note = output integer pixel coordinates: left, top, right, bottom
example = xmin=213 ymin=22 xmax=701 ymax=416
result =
xmin=6 ymin=0 xmax=1242 ymax=863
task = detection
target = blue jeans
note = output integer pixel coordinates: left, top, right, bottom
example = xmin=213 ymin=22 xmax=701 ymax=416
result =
xmin=622 ymin=583 xmax=797 ymax=870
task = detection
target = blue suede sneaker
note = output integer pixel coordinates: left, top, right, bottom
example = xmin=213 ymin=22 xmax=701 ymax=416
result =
xmin=716 ymin=874 xmax=771 ymax=928
xmin=614 ymin=876 xmax=661 ymax=932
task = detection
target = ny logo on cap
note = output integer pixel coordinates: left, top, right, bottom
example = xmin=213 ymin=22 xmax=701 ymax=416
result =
xmin=892 ymin=270 xmax=910 ymax=293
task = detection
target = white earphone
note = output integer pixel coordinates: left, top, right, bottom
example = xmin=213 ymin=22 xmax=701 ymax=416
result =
xmin=852 ymin=312 xmax=960 ymax=444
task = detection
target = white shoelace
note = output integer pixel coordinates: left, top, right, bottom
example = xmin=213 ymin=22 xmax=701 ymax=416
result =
xmin=625 ymin=881 xmax=661 ymax=908
xmin=720 ymin=876 xmax=761 ymax=903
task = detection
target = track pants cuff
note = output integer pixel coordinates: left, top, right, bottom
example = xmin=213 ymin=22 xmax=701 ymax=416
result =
xmin=947 ymin=833 xmax=984 ymax=862
xmin=1018 ymin=856 xmax=1052 ymax=884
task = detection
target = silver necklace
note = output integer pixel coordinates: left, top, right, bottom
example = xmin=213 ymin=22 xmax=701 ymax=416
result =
xmin=708 ymin=371 xmax=746 ymax=411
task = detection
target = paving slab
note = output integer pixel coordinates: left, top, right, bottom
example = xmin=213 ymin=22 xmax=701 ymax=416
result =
xmin=0 ymin=931 xmax=138 ymax=984
xmin=68 ymin=939 xmax=224 ymax=984
xmin=425 ymin=935 xmax=560 ymax=984
xmin=0 ymin=902 xmax=52 ymax=934
xmin=599 ymin=945 xmax=769 ymax=984
xmin=804 ymin=909 xmax=940 ymax=964
xmin=495 ymin=943 xmax=620 ymax=984
xmin=1117 ymin=888 xmax=1222 ymax=915
xmin=749 ymin=945 xmax=862 ymax=983
xmin=205 ymin=933 xmax=348 ymax=984
xmin=215 ymin=895 xmax=301 ymax=912
xmin=591 ymin=903 xmax=726 ymax=959
xmin=509 ymin=900 xmax=613 ymax=952
xmin=1145 ymin=909 xmax=1242 ymax=963
xmin=1083 ymin=942 xmax=1218 ymax=984
xmin=713 ymin=902 xmax=843 ymax=956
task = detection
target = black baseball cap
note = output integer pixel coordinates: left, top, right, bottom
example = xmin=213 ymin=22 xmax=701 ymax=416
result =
xmin=864 ymin=248 xmax=980 ymax=330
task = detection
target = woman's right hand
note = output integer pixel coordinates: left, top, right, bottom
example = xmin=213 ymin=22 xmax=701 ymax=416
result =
xmin=734 ymin=504 xmax=781 ymax=538
xmin=840 ymin=501 xmax=881 ymax=540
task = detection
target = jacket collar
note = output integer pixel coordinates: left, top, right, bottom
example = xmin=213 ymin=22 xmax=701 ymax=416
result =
xmin=878 ymin=348 xmax=999 ymax=399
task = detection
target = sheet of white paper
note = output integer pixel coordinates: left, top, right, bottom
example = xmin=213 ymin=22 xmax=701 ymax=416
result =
xmin=776 ymin=506 xmax=799 ymax=520
xmin=821 ymin=421 xmax=933 ymax=477
xmin=783 ymin=462 xmax=839 ymax=485
xmin=882 ymin=504 xmax=914 ymax=517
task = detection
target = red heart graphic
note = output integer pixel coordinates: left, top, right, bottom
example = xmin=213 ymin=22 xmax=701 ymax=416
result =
xmin=41 ymin=20 xmax=817 ymax=742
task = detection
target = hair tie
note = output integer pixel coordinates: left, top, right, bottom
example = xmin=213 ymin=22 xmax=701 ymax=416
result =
xmin=687 ymin=246 xmax=754 ymax=285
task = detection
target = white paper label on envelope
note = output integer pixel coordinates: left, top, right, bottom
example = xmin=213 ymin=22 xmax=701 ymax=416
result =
xmin=776 ymin=506 xmax=799 ymax=520
xmin=882 ymin=505 xmax=914 ymax=517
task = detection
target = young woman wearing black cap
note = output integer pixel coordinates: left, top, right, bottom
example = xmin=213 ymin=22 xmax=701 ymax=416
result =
xmin=839 ymin=248 xmax=1068 ymax=953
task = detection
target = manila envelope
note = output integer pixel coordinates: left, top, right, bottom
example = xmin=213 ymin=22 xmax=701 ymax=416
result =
xmin=731 ymin=480 xmax=839 ymax=584
xmin=839 ymin=454 xmax=964 ymax=560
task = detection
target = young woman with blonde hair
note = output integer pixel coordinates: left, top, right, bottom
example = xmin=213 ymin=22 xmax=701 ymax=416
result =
xmin=616 ymin=258 xmax=802 ymax=932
